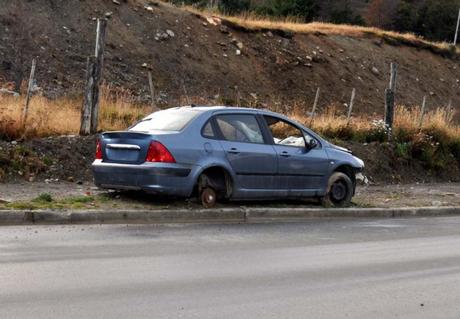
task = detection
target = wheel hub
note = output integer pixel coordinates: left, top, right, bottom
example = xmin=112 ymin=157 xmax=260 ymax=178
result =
xmin=204 ymin=192 xmax=214 ymax=203
xmin=201 ymin=188 xmax=217 ymax=208
xmin=331 ymin=182 xmax=346 ymax=201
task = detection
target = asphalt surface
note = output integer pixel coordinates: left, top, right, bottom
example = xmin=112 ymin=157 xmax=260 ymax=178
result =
xmin=2 ymin=217 xmax=460 ymax=318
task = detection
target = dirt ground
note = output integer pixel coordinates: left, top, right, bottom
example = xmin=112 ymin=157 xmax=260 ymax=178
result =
xmin=354 ymin=183 xmax=460 ymax=208
xmin=0 ymin=181 xmax=459 ymax=209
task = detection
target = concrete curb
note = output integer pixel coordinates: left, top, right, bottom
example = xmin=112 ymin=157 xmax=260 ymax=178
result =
xmin=0 ymin=206 xmax=459 ymax=226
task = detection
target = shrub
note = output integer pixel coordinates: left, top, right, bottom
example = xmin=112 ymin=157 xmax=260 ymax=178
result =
xmin=395 ymin=142 xmax=411 ymax=160
xmin=33 ymin=193 xmax=53 ymax=203
xmin=449 ymin=140 xmax=460 ymax=162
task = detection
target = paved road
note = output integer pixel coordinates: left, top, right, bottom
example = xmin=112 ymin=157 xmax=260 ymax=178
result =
xmin=2 ymin=217 xmax=460 ymax=318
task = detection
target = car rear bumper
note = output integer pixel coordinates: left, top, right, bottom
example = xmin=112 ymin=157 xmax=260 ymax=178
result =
xmin=92 ymin=160 xmax=198 ymax=196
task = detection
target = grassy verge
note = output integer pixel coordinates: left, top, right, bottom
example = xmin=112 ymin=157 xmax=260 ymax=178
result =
xmin=0 ymin=192 xmax=180 ymax=210
xmin=2 ymin=193 xmax=105 ymax=210
xmin=0 ymin=192 xmax=355 ymax=210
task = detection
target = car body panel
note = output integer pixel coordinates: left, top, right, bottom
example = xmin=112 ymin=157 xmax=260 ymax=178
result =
xmin=272 ymin=145 xmax=330 ymax=191
xmin=219 ymin=139 xmax=278 ymax=190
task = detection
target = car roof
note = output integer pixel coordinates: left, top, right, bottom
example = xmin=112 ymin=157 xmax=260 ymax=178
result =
xmin=161 ymin=105 xmax=295 ymax=125
xmin=157 ymin=105 xmax=326 ymax=143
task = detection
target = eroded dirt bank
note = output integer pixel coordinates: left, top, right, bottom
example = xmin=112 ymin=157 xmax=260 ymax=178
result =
xmin=0 ymin=0 xmax=459 ymax=114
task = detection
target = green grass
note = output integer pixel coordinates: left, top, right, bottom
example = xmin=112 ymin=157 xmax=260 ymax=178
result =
xmin=4 ymin=195 xmax=98 ymax=210
xmin=0 ymin=192 xmax=173 ymax=211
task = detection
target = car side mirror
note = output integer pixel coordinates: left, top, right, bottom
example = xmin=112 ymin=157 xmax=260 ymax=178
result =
xmin=306 ymin=138 xmax=318 ymax=150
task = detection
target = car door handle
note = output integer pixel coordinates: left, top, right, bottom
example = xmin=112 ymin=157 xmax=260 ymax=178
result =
xmin=228 ymin=148 xmax=240 ymax=154
xmin=280 ymin=151 xmax=291 ymax=158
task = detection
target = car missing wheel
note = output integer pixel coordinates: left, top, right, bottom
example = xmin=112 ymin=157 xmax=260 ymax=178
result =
xmin=92 ymin=106 xmax=364 ymax=207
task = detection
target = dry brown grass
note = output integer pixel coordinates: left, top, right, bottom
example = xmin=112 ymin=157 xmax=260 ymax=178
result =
xmin=0 ymin=85 xmax=151 ymax=140
xmin=182 ymin=5 xmax=458 ymax=56
xmin=1 ymin=85 xmax=459 ymax=148
xmin=291 ymin=104 xmax=459 ymax=143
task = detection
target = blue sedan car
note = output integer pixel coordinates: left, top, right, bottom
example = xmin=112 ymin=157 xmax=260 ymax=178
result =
xmin=92 ymin=106 xmax=364 ymax=207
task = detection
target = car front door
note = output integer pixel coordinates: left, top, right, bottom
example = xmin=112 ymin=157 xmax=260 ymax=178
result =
xmin=262 ymin=115 xmax=330 ymax=192
xmin=214 ymin=113 xmax=278 ymax=190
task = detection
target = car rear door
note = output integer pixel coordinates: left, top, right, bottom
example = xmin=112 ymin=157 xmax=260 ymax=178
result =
xmin=214 ymin=113 xmax=278 ymax=190
xmin=262 ymin=115 xmax=330 ymax=192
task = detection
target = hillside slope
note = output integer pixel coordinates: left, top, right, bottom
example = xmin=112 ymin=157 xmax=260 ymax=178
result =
xmin=0 ymin=0 xmax=459 ymax=116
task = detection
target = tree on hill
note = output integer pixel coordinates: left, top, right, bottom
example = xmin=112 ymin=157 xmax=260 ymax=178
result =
xmin=329 ymin=0 xmax=366 ymax=25
xmin=365 ymin=0 xmax=399 ymax=29
xmin=413 ymin=0 xmax=460 ymax=42
xmin=255 ymin=0 xmax=320 ymax=22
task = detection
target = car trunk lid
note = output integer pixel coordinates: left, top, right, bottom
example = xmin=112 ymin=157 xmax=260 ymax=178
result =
xmin=100 ymin=131 xmax=157 ymax=164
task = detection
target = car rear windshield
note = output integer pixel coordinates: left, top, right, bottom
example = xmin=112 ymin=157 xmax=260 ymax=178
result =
xmin=130 ymin=109 xmax=200 ymax=132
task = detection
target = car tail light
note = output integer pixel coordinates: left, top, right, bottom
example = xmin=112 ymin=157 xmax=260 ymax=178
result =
xmin=95 ymin=139 xmax=103 ymax=160
xmin=146 ymin=141 xmax=176 ymax=163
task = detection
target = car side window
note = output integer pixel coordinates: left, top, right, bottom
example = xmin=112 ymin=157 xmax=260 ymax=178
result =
xmin=202 ymin=121 xmax=216 ymax=139
xmin=215 ymin=114 xmax=264 ymax=144
xmin=263 ymin=115 xmax=306 ymax=148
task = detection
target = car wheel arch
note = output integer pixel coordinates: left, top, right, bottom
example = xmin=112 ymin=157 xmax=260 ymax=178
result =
xmin=194 ymin=165 xmax=234 ymax=199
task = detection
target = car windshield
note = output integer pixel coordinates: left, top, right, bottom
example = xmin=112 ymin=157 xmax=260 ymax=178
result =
xmin=130 ymin=109 xmax=200 ymax=132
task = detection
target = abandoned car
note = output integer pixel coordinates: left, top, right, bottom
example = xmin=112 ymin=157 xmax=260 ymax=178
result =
xmin=92 ymin=106 xmax=364 ymax=207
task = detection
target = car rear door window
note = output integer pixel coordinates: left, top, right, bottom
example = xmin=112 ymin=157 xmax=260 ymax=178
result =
xmin=215 ymin=114 xmax=264 ymax=144
xmin=202 ymin=121 xmax=216 ymax=139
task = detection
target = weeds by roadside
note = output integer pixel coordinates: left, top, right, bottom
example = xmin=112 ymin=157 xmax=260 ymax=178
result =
xmin=292 ymin=105 xmax=460 ymax=171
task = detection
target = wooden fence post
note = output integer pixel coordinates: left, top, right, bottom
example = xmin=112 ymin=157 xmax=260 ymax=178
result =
xmin=384 ymin=62 xmax=397 ymax=139
xmin=309 ymin=87 xmax=320 ymax=127
xmin=235 ymin=85 xmax=241 ymax=107
xmin=80 ymin=18 xmax=107 ymax=136
xmin=419 ymin=95 xmax=427 ymax=129
xmin=90 ymin=18 xmax=107 ymax=134
xmin=148 ymin=71 xmax=157 ymax=112
xmin=182 ymin=80 xmax=190 ymax=105
xmin=446 ymin=99 xmax=453 ymax=122
xmin=347 ymin=88 xmax=356 ymax=125
xmin=21 ymin=58 xmax=36 ymax=129
xmin=80 ymin=57 xmax=96 ymax=135
xmin=454 ymin=8 xmax=460 ymax=46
